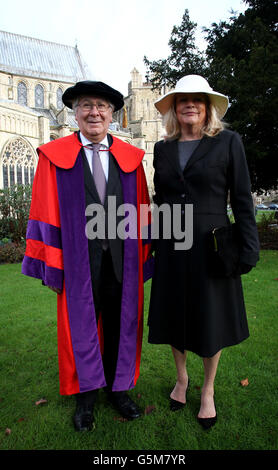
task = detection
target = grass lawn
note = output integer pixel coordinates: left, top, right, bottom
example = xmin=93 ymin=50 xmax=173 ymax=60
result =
xmin=0 ymin=250 xmax=277 ymax=452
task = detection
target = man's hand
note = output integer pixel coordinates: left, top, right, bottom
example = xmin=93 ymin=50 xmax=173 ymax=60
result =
xmin=48 ymin=286 xmax=62 ymax=294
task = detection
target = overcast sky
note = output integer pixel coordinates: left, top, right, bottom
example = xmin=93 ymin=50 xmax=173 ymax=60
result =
xmin=0 ymin=0 xmax=247 ymax=96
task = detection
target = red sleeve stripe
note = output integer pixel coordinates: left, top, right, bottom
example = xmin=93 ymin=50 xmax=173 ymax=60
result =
xmin=25 ymin=239 xmax=63 ymax=270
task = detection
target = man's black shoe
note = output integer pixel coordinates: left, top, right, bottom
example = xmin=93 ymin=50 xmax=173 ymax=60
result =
xmin=107 ymin=391 xmax=141 ymax=420
xmin=73 ymin=390 xmax=97 ymax=431
xmin=73 ymin=403 xmax=94 ymax=431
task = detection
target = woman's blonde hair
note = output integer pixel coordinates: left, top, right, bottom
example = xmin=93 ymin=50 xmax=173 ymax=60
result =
xmin=163 ymin=94 xmax=226 ymax=141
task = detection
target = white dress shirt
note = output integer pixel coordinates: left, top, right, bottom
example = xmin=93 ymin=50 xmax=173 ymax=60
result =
xmin=79 ymin=132 xmax=109 ymax=181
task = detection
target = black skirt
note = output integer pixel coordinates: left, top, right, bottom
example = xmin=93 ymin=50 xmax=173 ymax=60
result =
xmin=147 ymin=213 xmax=249 ymax=357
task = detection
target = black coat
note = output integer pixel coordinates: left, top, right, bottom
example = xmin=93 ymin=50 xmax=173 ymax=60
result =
xmin=148 ymin=129 xmax=260 ymax=357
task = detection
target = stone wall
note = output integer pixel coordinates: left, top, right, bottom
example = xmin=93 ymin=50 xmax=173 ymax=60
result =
xmin=115 ymin=68 xmax=166 ymax=195
xmin=0 ymin=71 xmax=69 ymax=109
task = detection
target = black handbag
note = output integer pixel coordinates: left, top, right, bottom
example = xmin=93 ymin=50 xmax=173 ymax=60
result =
xmin=208 ymin=224 xmax=240 ymax=277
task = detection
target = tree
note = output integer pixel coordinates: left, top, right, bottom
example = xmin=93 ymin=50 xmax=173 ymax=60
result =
xmin=144 ymin=9 xmax=206 ymax=90
xmin=204 ymin=0 xmax=278 ymax=192
xmin=143 ymin=1 xmax=278 ymax=192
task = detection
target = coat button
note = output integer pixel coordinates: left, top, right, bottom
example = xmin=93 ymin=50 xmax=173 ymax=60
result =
xmin=181 ymin=193 xmax=185 ymax=198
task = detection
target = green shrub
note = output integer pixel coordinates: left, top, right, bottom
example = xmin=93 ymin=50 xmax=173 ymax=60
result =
xmin=256 ymin=212 xmax=278 ymax=250
xmin=257 ymin=211 xmax=276 ymax=230
xmin=0 ymin=184 xmax=32 ymax=242
xmin=0 ymin=240 xmax=26 ymax=264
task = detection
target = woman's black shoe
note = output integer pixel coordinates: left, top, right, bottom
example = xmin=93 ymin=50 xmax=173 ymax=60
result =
xmin=197 ymin=414 xmax=217 ymax=430
xmin=170 ymin=378 xmax=190 ymax=411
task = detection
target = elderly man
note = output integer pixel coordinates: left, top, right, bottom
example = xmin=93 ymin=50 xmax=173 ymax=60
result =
xmin=22 ymin=81 xmax=153 ymax=431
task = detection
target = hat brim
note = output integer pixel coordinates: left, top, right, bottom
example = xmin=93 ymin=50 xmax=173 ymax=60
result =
xmin=155 ymin=90 xmax=229 ymax=119
xmin=62 ymin=81 xmax=124 ymax=112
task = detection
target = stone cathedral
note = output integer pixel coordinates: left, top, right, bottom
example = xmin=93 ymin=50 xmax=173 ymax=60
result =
xmin=0 ymin=30 xmax=165 ymax=195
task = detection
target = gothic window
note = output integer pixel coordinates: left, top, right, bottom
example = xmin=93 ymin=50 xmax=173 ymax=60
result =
xmin=17 ymin=165 xmax=22 ymax=184
xmin=35 ymin=84 xmax=44 ymax=108
xmin=3 ymin=165 xmax=8 ymax=188
xmin=1 ymin=138 xmax=35 ymax=188
xmin=17 ymin=81 xmax=28 ymax=106
xmin=24 ymin=167 xmax=29 ymax=185
xmin=57 ymin=87 xmax=63 ymax=109
xmin=10 ymin=165 xmax=15 ymax=185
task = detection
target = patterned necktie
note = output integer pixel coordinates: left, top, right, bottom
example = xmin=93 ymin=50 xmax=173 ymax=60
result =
xmin=90 ymin=143 xmax=106 ymax=204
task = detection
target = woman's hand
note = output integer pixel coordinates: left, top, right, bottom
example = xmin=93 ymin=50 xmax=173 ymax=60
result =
xmin=234 ymin=263 xmax=253 ymax=276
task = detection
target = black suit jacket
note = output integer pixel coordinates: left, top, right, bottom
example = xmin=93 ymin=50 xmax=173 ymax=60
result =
xmin=82 ymin=133 xmax=124 ymax=287
xmin=153 ymin=129 xmax=260 ymax=266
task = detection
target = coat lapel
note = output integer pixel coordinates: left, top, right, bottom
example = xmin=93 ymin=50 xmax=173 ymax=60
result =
xmin=81 ymin=147 xmax=101 ymax=203
xmin=105 ymin=134 xmax=120 ymax=201
xmin=184 ymin=134 xmax=220 ymax=173
xmin=161 ymin=135 xmax=219 ymax=177
xmin=106 ymin=154 xmax=121 ymax=199
xmin=163 ymin=139 xmax=183 ymax=178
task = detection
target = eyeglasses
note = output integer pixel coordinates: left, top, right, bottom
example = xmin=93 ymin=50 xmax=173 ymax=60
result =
xmin=77 ymin=102 xmax=111 ymax=112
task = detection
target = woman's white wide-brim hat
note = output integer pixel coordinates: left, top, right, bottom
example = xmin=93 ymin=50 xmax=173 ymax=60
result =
xmin=154 ymin=75 xmax=229 ymax=119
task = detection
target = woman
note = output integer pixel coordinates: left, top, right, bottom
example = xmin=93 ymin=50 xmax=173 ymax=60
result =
xmin=148 ymin=75 xmax=260 ymax=429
